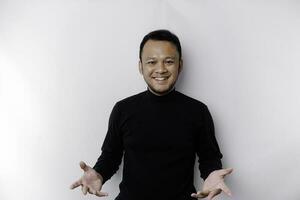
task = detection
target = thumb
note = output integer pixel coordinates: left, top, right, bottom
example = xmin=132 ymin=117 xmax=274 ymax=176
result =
xmin=219 ymin=167 xmax=234 ymax=176
xmin=221 ymin=183 xmax=232 ymax=197
xmin=79 ymin=161 xmax=89 ymax=172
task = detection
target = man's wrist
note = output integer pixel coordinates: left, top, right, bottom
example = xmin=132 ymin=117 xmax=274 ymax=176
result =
xmin=94 ymin=170 xmax=104 ymax=183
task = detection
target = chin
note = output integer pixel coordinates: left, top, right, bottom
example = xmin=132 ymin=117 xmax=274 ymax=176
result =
xmin=150 ymin=86 xmax=172 ymax=94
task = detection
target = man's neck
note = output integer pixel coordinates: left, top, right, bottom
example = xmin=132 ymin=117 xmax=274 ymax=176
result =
xmin=147 ymin=86 xmax=175 ymax=96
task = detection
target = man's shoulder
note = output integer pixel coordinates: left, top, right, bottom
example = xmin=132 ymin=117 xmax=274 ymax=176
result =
xmin=176 ymin=90 xmax=208 ymax=108
xmin=115 ymin=90 xmax=147 ymax=107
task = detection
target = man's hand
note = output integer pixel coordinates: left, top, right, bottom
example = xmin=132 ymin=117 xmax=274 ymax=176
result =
xmin=70 ymin=161 xmax=109 ymax=197
xmin=191 ymin=168 xmax=233 ymax=200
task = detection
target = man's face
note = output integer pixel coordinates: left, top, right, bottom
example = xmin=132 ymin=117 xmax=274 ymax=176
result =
xmin=139 ymin=40 xmax=183 ymax=96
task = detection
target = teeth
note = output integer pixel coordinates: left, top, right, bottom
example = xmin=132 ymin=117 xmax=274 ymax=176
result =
xmin=154 ymin=77 xmax=167 ymax=80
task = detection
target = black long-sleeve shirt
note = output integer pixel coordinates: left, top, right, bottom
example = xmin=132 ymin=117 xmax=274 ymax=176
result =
xmin=93 ymin=87 xmax=223 ymax=200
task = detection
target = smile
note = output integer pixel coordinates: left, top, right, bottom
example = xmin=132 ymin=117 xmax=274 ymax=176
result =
xmin=153 ymin=77 xmax=169 ymax=81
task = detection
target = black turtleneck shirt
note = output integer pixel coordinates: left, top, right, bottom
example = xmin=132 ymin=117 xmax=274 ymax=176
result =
xmin=93 ymin=87 xmax=223 ymax=200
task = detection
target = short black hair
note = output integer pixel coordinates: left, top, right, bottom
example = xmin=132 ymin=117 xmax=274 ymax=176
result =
xmin=139 ymin=29 xmax=182 ymax=61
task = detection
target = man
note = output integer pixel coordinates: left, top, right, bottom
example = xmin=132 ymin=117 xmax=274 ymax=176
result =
xmin=70 ymin=29 xmax=233 ymax=200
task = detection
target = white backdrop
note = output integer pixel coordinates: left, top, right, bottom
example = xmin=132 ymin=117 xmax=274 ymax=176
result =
xmin=1 ymin=1 xmax=300 ymax=200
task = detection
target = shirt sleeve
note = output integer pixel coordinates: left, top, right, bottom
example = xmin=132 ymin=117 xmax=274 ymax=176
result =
xmin=196 ymin=105 xmax=223 ymax=180
xmin=92 ymin=102 xmax=124 ymax=185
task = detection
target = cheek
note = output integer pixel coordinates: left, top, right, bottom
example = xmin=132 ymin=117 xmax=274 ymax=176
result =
xmin=169 ymin=68 xmax=179 ymax=76
xmin=143 ymin=69 xmax=153 ymax=77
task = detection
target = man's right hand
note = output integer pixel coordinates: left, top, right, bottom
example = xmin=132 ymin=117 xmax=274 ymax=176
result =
xmin=70 ymin=161 xmax=109 ymax=197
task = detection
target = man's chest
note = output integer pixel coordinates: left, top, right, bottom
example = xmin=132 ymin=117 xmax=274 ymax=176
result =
xmin=120 ymin=105 xmax=200 ymax=154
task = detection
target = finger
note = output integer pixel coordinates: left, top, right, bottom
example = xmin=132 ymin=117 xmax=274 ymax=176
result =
xmin=79 ymin=161 xmax=89 ymax=172
xmin=82 ymin=185 xmax=88 ymax=195
xmin=191 ymin=191 xmax=201 ymax=198
xmin=191 ymin=190 xmax=210 ymax=198
xmin=207 ymin=189 xmax=222 ymax=200
xmin=88 ymin=187 xmax=96 ymax=195
xmin=70 ymin=180 xmax=81 ymax=189
xmin=220 ymin=183 xmax=232 ymax=197
xmin=219 ymin=168 xmax=234 ymax=176
xmin=95 ymin=190 xmax=109 ymax=197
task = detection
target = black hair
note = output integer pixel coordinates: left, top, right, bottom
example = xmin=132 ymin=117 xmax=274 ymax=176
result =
xmin=139 ymin=29 xmax=182 ymax=61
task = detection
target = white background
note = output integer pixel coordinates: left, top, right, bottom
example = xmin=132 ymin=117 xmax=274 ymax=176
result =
xmin=1 ymin=1 xmax=300 ymax=200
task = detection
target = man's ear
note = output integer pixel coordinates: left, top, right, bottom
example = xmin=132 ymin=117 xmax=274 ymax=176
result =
xmin=138 ymin=60 xmax=143 ymax=75
xmin=178 ymin=59 xmax=183 ymax=73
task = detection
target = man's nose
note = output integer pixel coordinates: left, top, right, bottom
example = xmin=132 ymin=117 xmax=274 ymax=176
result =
xmin=156 ymin=61 xmax=167 ymax=73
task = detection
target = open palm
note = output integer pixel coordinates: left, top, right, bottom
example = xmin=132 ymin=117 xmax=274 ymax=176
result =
xmin=70 ymin=161 xmax=108 ymax=197
xmin=191 ymin=168 xmax=233 ymax=200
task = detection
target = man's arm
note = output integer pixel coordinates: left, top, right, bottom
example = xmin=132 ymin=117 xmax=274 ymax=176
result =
xmin=191 ymin=105 xmax=233 ymax=199
xmin=93 ymin=102 xmax=124 ymax=185
xmin=70 ymin=103 xmax=124 ymax=196
xmin=196 ymin=105 xmax=223 ymax=180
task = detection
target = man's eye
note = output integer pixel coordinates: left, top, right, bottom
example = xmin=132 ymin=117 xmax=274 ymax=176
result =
xmin=166 ymin=60 xmax=174 ymax=64
xmin=147 ymin=61 xmax=155 ymax=64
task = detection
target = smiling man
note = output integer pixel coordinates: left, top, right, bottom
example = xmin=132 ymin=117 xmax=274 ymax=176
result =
xmin=70 ymin=29 xmax=233 ymax=200
xmin=139 ymin=39 xmax=182 ymax=96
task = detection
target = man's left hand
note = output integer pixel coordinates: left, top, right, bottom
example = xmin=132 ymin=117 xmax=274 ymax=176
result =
xmin=191 ymin=168 xmax=233 ymax=200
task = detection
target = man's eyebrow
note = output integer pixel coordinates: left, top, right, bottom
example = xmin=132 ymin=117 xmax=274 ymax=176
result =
xmin=145 ymin=56 xmax=175 ymax=59
xmin=145 ymin=57 xmax=156 ymax=60
xmin=165 ymin=56 xmax=175 ymax=59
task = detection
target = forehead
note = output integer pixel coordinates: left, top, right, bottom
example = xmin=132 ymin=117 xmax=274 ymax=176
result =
xmin=142 ymin=40 xmax=179 ymax=59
